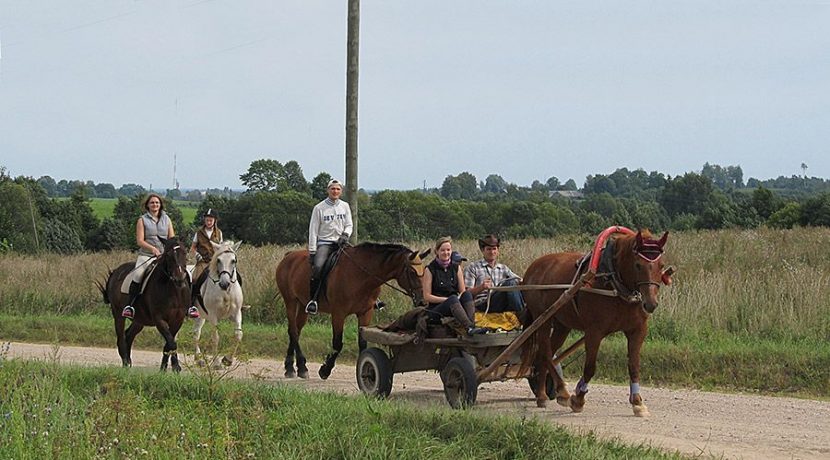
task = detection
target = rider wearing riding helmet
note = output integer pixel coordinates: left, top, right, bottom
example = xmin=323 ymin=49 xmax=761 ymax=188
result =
xmin=189 ymin=208 xmax=223 ymax=314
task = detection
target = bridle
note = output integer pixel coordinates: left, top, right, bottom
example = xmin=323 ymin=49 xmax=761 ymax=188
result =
xmin=596 ymin=241 xmax=664 ymax=304
xmin=339 ymin=246 xmax=423 ymax=305
xmin=159 ymin=244 xmax=188 ymax=285
xmin=208 ymin=248 xmax=238 ymax=284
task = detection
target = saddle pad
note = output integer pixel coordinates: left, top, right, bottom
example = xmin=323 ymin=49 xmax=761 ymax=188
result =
xmin=119 ymin=261 xmax=160 ymax=294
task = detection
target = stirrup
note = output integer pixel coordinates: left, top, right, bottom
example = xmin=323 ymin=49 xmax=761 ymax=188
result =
xmin=187 ymin=306 xmax=200 ymax=319
xmin=305 ymin=300 xmax=318 ymax=315
xmin=122 ymin=305 xmax=135 ymax=319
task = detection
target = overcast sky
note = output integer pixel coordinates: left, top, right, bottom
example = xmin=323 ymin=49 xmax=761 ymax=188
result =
xmin=1 ymin=1 xmax=828 ymax=191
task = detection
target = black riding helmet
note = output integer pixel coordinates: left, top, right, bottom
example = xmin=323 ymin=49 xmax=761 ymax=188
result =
xmin=204 ymin=208 xmax=219 ymax=219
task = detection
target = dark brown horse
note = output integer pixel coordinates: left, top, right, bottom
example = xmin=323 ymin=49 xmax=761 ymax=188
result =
xmin=522 ymin=229 xmax=670 ymax=416
xmin=100 ymin=237 xmax=191 ymax=372
xmin=276 ymin=243 xmax=428 ymax=379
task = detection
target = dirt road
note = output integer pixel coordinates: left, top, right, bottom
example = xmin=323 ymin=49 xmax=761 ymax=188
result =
xmin=5 ymin=341 xmax=829 ymax=460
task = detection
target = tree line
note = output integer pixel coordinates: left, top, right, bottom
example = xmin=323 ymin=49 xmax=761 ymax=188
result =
xmin=3 ymin=161 xmax=830 ymax=254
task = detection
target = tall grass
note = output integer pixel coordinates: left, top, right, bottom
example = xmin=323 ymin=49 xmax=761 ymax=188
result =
xmin=2 ymin=228 xmax=829 ymax=341
xmin=0 ymin=359 xmax=685 ymax=459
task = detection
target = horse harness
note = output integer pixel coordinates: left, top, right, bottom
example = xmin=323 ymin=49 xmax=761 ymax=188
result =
xmin=568 ymin=238 xmax=662 ymax=316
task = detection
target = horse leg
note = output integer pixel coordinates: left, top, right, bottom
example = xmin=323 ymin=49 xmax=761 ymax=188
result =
xmin=318 ymin=314 xmax=345 ymax=380
xmin=569 ymin=331 xmax=603 ymax=413
xmin=169 ymin=320 xmax=184 ymax=373
xmin=113 ymin=316 xmax=130 ymax=367
xmin=531 ymin=320 xmax=554 ymax=408
xmin=356 ymin=310 xmax=373 ymax=351
xmin=625 ymin=327 xmax=650 ymax=417
xmin=285 ymin=310 xmax=309 ymax=379
xmin=192 ymin=316 xmax=206 ymax=367
xmin=209 ymin=324 xmax=222 ymax=369
xmin=156 ymin=320 xmax=179 ymax=373
xmin=546 ymin=322 xmax=572 ymax=407
xmin=123 ymin=322 xmax=145 ymax=368
xmin=284 ymin=312 xmax=297 ymax=377
xmin=223 ymin=309 xmax=243 ymax=367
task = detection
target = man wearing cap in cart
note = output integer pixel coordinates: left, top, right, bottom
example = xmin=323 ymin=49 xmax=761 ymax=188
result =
xmin=464 ymin=234 xmax=525 ymax=313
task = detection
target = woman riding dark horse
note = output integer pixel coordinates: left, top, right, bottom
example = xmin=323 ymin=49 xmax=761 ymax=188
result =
xmin=276 ymin=242 xmax=427 ymax=380
xmin=100 ymin=237 xmax=191 ymax=372
xmin=522 ymin=228 xmax=671 ymax=416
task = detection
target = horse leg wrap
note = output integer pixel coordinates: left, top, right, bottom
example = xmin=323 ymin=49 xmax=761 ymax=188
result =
xmin=575 ymin=377 xmax=589 ymax=396
xmin=629 ymin=382 xmax=641 ymax=404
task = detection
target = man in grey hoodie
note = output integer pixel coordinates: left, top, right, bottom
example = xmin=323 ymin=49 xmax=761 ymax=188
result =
xmin=306 ymin=179 xmax=353 ymax=314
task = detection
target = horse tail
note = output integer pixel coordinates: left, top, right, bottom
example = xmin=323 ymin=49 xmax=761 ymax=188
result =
xmin=519 ymin=325 xmax=540 ymax=377
xmin=97 ymin=266 xmax=114 ymax=304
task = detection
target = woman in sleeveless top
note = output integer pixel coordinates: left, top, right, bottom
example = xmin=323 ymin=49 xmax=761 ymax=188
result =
xmin=121 ymin=193 xmax=199 ymax=320
xmin=420 ymin=236 xmax=487 ymax=335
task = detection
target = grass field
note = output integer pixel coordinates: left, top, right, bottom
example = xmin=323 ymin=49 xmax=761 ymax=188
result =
xmin=81 ymin=197 xmax=198 ymax=224
xmin=0 ymin=359 xmax=686 ymax=459
xmin=2 ymin=228 xmax=829 ymax=397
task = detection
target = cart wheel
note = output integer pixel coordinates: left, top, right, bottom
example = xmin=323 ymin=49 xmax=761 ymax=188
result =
xmin=356 ymin=347 xmax=393 ymax=398
xmin=441 ymin=357 xmax=478 ymax=409
xmin=527 ymin=371 xmax=556 ymax=400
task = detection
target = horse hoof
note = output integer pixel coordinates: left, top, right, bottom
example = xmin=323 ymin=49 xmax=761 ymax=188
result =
xmin=536 ymin=398 xmax=548 ymax=408
xmin=633 ymin=404 xmax=650 ymax=417
xmin=284 ymin=369 xmax=296 ymax=378
xmin=173 ymin=365 xmax=182 ymax=373
xmin=555 ymin=396 xmax=570 ymax=408
xmin=318 ymin=366 xmax=331 ymax=380
xmin=569 ymin=396 xmax=584 ymax=413
xmin=221 ymin=356 xmax=233 ymax=367
xmin=298 ymin=370 xmax=309 ymax=379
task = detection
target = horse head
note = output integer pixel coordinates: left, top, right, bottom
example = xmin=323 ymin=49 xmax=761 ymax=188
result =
xmin=394 ymin=248 xmax=430 ymax=307
xmin=159 ymin=237 xmax=188 ymax=284
xmin=617 ymin=230 xmax=669 ymax=314
xmin=210 ymin=240 xmax=241 ymax=290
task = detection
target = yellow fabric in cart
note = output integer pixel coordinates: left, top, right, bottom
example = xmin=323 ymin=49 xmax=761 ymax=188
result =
xmin=474 ymin=311 xmax=521 ymax=331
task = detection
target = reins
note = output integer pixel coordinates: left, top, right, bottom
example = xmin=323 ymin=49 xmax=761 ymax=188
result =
xmin=338 ymin=245 xmax=415 ymax=298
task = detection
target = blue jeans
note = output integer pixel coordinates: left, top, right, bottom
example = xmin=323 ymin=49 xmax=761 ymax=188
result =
xmin=427 ymin=291 xmax=474 ymax=323
xmin=478 ymin=278 xmax=524 ymax=313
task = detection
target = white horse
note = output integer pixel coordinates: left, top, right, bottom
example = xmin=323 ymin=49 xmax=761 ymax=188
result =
xmin=193 ymin=240 xmax=246 ymax=368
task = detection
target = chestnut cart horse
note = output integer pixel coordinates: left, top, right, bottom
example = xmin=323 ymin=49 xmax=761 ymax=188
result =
xmin=276 ymin=243 xmax=427 ymax=379
xmin=100 ymin=238 xmax=191 ymax=372
xmin=522 ymin=228 xmax=671 ymax=416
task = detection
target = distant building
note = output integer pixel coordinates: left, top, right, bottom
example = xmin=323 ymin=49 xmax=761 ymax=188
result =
xmin=550 ymin=190 xmax=584 ymax=200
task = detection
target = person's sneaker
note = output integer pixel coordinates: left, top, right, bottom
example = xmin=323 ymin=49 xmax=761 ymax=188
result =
xmin=466 ymin=326 xmax=487 ymax=335
xmin=374 ymin=299 xmax=386 ymax=310
xmin=305 ymin=300 xmax=318 ymax=315
xmin=122 ymin=305 xmax=135 ymax=319
xmin=187 ymin=306 xmax=200 ymax=319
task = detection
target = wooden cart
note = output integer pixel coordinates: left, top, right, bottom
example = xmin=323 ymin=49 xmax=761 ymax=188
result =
xmin=356 ymin=272 xmax=594 ymax=408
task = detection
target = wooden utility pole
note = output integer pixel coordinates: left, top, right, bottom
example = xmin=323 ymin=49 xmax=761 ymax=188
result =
xmin=345 ymin=0 xmax=360 ymax=242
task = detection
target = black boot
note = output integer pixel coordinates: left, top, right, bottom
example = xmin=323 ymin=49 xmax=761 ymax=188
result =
xmin=450 ymin=302 xmax=486 ymax=335
xmin=122 ymin=281 xmax=141 ymax=319
xmin=306 ymin=278 xmax=320 ymax=315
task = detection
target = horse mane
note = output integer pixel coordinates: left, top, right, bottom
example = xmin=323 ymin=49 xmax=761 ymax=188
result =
xmin=354 ymin=242 xmax=412 ymax=263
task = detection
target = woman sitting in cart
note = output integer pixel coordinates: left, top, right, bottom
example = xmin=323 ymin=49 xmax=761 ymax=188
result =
xmin=421 ymin=236 xmax=487 ymax=336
